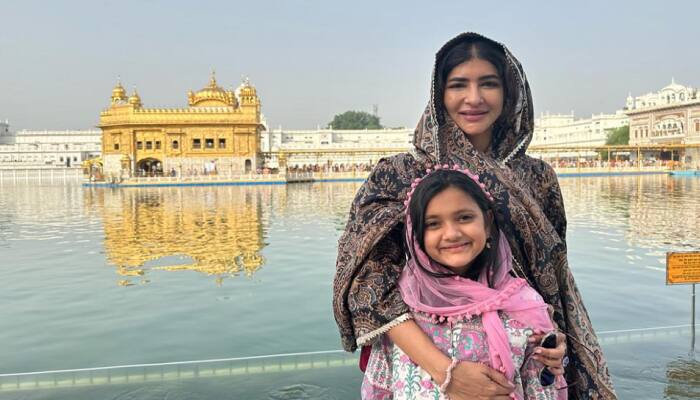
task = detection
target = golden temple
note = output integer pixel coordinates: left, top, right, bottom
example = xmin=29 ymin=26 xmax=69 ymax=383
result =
xmin=99 ymin=72 xmax=263 ymax=178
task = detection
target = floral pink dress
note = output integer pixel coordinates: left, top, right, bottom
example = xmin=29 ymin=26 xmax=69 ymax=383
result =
xmin=361 ymin=312 xmax=566 ymax=400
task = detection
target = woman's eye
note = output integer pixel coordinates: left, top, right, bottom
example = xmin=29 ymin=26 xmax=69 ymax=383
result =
xmin=459 ymin=215 xmax=474 ymax=222
xmin=425 ymin=221 xmax=440 ymax=229
xmin=481 ymin=80 xmax=501 ymax=88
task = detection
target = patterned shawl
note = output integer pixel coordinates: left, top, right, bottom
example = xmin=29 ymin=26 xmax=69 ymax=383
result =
xmin=333 ymin=32 xmax=616 ymax=399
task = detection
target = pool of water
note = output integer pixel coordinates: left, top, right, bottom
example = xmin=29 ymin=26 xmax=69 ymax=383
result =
xmin=0 ymin=175 xmax=698 ymax=399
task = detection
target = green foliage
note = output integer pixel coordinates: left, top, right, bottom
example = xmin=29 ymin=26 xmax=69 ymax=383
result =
xmin=599 ymin=125 xmax=630 ymax=159
xmin=327 ymin=111 xmax=382 ymax=130
xmin=605 ymin=125 xmax=630 ymax=145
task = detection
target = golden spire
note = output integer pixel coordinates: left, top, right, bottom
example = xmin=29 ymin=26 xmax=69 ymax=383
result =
xmin=111 ymin=76 xmax=127 ymax=104
xmin=209 ymin=69 xmax=217 ymax=87
xmin=128 ymin=87 xmax=142 ymax=108
xmin=238 ymin=75 xmax=258 ymax=102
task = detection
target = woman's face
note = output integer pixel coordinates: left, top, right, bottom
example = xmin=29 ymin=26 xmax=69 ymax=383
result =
xmin=423 ymin=186 xmax=489 ymax=275
xmin=443 ymin=58 xmax=504 ymax=145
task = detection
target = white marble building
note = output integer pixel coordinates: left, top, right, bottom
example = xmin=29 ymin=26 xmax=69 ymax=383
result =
xmin=531 ymin=111 xmax=629 ymax=148
xmin=626 ymin=79 xmax=700 ymax=144
xmin=625 ymin=78 xmax=698 ymax=111
xmin=0 ymin=124 xmax=102 ymax=166
xmin=260 ymin=127 xmax=413 ymax=167
xmin=625 ymin=79 xmax=700 ymax=166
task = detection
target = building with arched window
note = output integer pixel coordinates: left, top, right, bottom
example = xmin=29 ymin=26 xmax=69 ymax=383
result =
xmin=625 ymin=78 xmax=698 ymax=111
xmin=626 ymin=79 xmax=700 ymax=166
xmin=99 ymin=73 xmax=264 ymax=178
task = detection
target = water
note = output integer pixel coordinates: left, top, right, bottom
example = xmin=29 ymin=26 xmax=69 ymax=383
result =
xmin=0 ymin=175 xmax=698 ymax=399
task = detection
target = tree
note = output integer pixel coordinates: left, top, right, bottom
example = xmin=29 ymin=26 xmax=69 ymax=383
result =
xmin=600 ymin=125 xmax=630 ymax=160
xmin=605 ymin=125 xmax=629 ymax=145
xmin=327 ymin=111 xmax=382 ymax=130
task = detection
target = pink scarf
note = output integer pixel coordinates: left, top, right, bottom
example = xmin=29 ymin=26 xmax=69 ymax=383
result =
xmin=399 ymin=224 xmax=553 ymax=386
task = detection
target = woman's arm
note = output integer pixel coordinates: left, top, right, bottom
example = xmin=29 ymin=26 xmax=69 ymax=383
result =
xmin=388 ymin=321 xmax=515 ymax=400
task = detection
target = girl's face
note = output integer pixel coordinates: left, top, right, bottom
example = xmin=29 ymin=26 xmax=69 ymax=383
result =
xmin=423 ymin=186 xmax=490 ymax=275
xmin=443 ymin=58 xmax=504 ymax=146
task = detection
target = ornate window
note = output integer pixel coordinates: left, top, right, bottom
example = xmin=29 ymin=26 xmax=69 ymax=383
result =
xmin=136 ymin=141 xmax=143 ymax=150
xmin=205 ymin=138 xmax=214 ymax=149
xmin=192 ymin=139 xmax=201 ymax=149
xmin=172 ymin=140 xmax=179 ymax=149
xmin=218 ymin=138 xmax=226 ymax=149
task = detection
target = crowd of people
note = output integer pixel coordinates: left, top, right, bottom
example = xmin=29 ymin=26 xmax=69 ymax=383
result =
xmin=546 ymin=158 xmax=681 ymax=169
xmin=286 ymin=163 xmax=374 ymax=173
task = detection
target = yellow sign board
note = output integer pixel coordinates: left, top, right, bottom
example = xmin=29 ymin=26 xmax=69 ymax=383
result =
xmin=666 ymin=252 xmax=700 ymax=285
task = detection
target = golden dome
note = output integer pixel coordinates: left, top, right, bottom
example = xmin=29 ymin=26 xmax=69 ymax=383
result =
xmin=128 ymin=89 xmax=142 ymax=107
xmin=111 ymin=79 xmax=127 ymax=103
xmin=238 ymin=76 xmax=257 ymax=97
xmin=188 ymin=71 xmax=236 ymax=107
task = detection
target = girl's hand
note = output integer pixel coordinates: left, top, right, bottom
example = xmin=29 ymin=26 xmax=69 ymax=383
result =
xmin=446 ymin=361 xmax=514 ymax=400
xmin=528 ymin=331 xmax=567 ymax=376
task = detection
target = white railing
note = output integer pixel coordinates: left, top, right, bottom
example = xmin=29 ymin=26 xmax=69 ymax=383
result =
xmin=0 ymin=168 xmax=83 ymax=184
xmin=0 ymin=324 xmax=691 ymax=391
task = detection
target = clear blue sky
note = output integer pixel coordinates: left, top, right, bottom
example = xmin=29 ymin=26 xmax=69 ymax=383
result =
xmin=1 ymin=0 xmax=698 ymax=130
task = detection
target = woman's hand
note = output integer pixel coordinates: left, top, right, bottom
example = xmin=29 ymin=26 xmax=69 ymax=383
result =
xmin=446 ymin=361 xmax=514 ymax=400
xmin=528 ymin=331 xmax=567 ymax=376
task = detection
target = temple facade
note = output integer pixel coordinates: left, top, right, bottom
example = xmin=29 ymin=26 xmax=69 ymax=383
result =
xmin=626 ymin=79 xmax=700 ymax=166
xmin=99 ymin=73 xmax=264 ymax=178
xmin=626 ymin=79 xmax=700 ymax=146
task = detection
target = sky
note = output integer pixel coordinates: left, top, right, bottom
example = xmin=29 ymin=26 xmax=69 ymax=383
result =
xmin=1 ymin=0 xmax=699 ymax=131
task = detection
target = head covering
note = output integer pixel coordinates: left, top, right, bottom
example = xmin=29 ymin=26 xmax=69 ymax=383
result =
xmin=334 ymin=32 xmax=617 ymax=398
xmin=399 ymin=166 xmax=553 ymax=386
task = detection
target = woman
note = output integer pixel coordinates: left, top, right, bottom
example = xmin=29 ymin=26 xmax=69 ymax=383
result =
xmin=333 ymin=32 xmax=616 ymax=399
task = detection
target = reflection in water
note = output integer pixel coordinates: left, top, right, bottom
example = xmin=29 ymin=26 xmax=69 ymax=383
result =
xmin=665 ymin=358 xmax=699 ymax=399
xmin=560 ymin=175 xmax=700 ymax=252
xmin=84 ymin=186 xmax=277 ymax=285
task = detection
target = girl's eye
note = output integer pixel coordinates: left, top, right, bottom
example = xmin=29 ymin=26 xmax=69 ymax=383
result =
xmin=425 ymin=221 xmax=440 ymax=229
xmin=447 ymin=82 xmax=466 ymax=89
xmin=459 ymin=215 xmax=474 ymax=222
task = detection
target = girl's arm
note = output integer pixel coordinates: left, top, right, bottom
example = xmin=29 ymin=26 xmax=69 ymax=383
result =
xmin=388 ymin=321 xmax=515 ymax=400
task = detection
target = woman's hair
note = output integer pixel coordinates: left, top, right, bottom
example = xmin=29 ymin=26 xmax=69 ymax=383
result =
xmin=435 ymin=38 xmax=511 ymax=145
xmin=407 ymin=169 xmax=500 ymax=286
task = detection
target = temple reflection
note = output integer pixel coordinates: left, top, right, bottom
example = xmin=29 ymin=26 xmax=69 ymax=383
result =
xmin=85 ymin=185 xmax=278 ymax=285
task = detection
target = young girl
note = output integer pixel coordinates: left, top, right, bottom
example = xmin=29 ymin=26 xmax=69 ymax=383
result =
xmin=361 ymin=166 xmax=566 ymax=400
